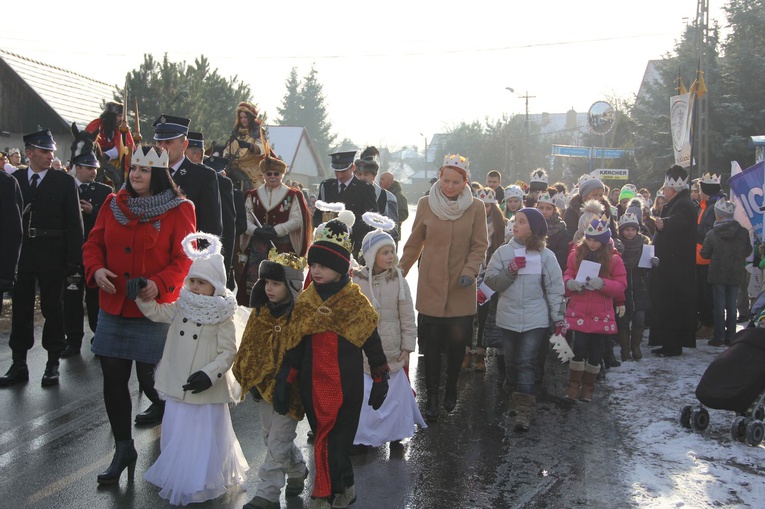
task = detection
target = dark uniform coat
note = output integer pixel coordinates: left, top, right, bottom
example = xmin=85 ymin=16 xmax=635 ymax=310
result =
xmin=313 ymin=176 xmax=378 ymax=257
xmin=0 ymin=171 xmax=23 ymax=287
xmin=649 ymin=188 xmax=697 ymax=349
xmin=214 ymin=170 xmax=236 ymax=286
xmin=172 ymin=157 xmax=222 ymax=237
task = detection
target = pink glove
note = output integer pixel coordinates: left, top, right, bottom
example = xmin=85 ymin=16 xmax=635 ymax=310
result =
xmin=554 ymin=320 xmax=568 ymax=337
xmin=477 ymin=289 xmax=488 ymax=305
xmin=508 ymin=256 xmax=527 ymax=274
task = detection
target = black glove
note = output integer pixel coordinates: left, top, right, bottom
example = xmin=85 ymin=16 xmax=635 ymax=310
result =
xmin=253 ymin=225 xmax=278 ymax=240
xmin=237 ymin=139 xmax=251 ymax=149
xmin=182 ymin=371 xmax=212 ymax=394
xmin=272 ymin=379 xmax=291 ymax=415
xmin=368 ymin=372 xmax=390 ymax=410
xmin=0 ymin=279 xmax=14 ymax=293
xmin=125 ymin=277 xmax=148 ymax=301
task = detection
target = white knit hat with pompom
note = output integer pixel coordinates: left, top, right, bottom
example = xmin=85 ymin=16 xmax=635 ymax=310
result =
xmin=182 ymin=232 xmax=227 ymax=296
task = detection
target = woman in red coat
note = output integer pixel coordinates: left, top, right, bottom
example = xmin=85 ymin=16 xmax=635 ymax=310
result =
xmin=83 ymin=146 xmax=196 ymax=485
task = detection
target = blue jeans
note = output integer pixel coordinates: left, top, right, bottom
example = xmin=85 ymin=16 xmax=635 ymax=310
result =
xmin=501 ymin=327 xmax=547 ymax=394
xmin=712 ymin=284 xmax=738 ymax=342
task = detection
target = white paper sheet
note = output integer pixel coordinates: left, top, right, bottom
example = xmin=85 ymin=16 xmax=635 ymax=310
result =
xmin=575 ymin=260 xmax=601 ymax=283
xmin=514 ymin=247 xmax=542 ymax=275
xmin=638 ymin=244 xmax=655 ymax=268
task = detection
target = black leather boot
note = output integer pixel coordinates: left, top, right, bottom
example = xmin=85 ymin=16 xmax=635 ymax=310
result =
xmin=443 ymin=341 xmax=463 ymax=412
xmin=443 ymin=382 xmax=458 ymax=412
xmin=134 ymin=401 xmax=165 ymax=426
xmin=0 ymin=363 xmax=29 ymax=387
xmin=425 ymin=391 xmax=439 ymax=421
xmin=602 ymin=337 xmax=621 ymax=368
xmin=97 ymin=439 xmax=137 ymax=484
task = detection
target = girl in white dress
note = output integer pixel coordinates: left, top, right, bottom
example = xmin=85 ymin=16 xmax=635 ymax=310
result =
xmin=353 ymin=213 xmax=426 ymax=448
xmin=138 ymin=233 xmax=248 ymax=505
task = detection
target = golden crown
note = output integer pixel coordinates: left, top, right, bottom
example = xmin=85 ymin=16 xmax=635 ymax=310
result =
xmin=268 ymin=248 xmax=307 ymax=270
xmin=313 ymin=223 xmax=353 ymax=253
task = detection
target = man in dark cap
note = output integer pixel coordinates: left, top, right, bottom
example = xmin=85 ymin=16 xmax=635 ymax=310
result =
xmin=313 ymin=150 xmax=378 ymax=257
xmin=61 ymin=146 xmax=112 ymax=357
xmin=649 ymin=165 xmax=697 ymax=357
xmin=0 ymin=130 xmax=84 ymax=387
xmin=353 ymin=146 xmax=398 ymax=242
xmin=185 ymin=132 xmax=236 ymax=289
xmin=152 ymin=115 xmax=222 ymax=236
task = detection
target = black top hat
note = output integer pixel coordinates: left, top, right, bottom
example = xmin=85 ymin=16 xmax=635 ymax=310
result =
xmin=152 ymin=114 xmax=191 ymax=140
xmin=329 ymin=150 xmax=359 ymax=171
xmin=23 ymin=129 xmax=57 ymax=151
xmin=187 ymin=131 xmax=205 ymax=148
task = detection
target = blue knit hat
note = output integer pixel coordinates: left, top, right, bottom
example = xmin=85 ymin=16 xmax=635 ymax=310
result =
xmin=518 ymin=207 xmax=547 ymax=238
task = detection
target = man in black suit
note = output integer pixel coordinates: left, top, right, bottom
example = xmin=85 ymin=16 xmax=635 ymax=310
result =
xmin=153 ymin=115 xmax=222 ymax=236
xmin=313 ymin=150 xmax=378 ymax=258
xmin=0 ymin=168 xmax=23 ymax=315
xmin=0 ymin=130 xmax=84 ymax=387
xmin=61 ymin=149 xmax=112 ymax=357
xmin=186 ymin=132 xmax=237 ymax=289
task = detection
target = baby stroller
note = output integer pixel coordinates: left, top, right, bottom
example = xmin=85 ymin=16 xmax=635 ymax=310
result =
xmin=678 ymin=314 xmax=765 ymax=446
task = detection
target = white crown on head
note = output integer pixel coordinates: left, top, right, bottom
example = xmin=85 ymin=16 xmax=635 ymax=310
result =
xmin=664 ymin=174 xmax=688 ymax=190
xmin=619 ymin=212 xmax=639 ymax=227
xmin=701 ymin=172 xmax=721 ymax=185
xmin=475 ymin=187 xmax=496 ymax=204
xmin=714 ymin=199 xmax=735 ymax=215
xmin=505 ymin=185 xmax=525 ymax=200
xmin=530 ymin=168 xmax=548 ymax=184
xmin=536 ymin=192 xmax=555 ymax=205
xmin=578 ymin=174 xmax=597 ymax=185
xmin=585 ymin=214 xmax=609 ymax=236
xmin=132 ymin=147 xmax=168 ymax=168
xmin=442 ymin=154 xmax=469 ymax=174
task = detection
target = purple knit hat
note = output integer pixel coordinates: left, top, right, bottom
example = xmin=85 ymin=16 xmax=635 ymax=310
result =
xmin=518 ymin=207 xmax=548 ymax=238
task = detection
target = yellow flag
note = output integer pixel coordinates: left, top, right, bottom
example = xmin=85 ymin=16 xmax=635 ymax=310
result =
xmin=676 ymin=76 xmax=687 ymax=95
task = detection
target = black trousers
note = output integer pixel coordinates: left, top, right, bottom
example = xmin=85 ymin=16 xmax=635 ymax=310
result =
xmin=9 ymin=271 xmax=66 ymax=364
xmin=696 ymin=265 xmax=714 ymax=327
xmin=63 ymin=281 xmax=100 ymax=347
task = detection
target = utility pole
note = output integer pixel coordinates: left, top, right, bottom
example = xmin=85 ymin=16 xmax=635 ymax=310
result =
xmin=692 ymin=0 xmax=709 ymax=180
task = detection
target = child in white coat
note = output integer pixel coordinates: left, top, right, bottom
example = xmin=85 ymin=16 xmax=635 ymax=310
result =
xmin=136 ymin=233 xmax=248 ymax=506
xmin=353 ymin=213 xmax=426 ymax=449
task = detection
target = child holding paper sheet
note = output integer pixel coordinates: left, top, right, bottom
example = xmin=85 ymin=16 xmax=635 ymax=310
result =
xmin=484 ymin=208 xmax=565 ymax=432
xmin=563 ymin=214 xmax=627 ymax=403
xmin=616 ymin=204 xmax=659 ymax=362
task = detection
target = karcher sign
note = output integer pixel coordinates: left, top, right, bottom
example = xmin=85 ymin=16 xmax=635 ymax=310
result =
xmin=591 ymin=169 xmax=629 ymax=180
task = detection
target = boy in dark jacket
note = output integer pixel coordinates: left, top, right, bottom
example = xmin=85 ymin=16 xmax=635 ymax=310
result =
xmin=700 ymin=199 xmax=752 ymax=346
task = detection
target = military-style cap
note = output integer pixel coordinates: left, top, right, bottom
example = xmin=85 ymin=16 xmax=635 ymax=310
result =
xmin=23 ymin=129 xmax=57 ymax=151
xmin=329 ymin=150 xmax=359 ymax=171
xmin=71 ymin=150 xmax=100 ymax=168
xmin=187 ymin=131 xmax=205 ymax=148
xmin=152 ymin=114 xmax=191 ymax=140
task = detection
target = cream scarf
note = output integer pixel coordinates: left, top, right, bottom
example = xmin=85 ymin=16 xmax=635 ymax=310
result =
xmin=177 ymin=287 xmax=238 ymax=325
xmin=427 ymin=181 xmax=474 ymax=221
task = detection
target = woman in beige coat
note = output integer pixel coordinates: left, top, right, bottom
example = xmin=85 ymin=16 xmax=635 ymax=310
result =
xmin=399 ymin=155 xmax=488 ymax=421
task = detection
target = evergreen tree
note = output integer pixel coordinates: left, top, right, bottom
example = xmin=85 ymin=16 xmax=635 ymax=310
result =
xmin=276 ymin=67 xmax=302 ymax=126
xmin=298 ymin=66 xmax=336 ymax=160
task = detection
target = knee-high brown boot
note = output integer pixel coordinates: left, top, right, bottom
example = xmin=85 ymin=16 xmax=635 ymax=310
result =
xmin=579 ymin=363 xmax=600 ymax=402
xmin=566 ymin=360 xmax=585 ymax=400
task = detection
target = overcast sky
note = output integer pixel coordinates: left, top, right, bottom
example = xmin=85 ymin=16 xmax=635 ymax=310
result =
xmin=3 ymin=0 xmax=727 ymax=152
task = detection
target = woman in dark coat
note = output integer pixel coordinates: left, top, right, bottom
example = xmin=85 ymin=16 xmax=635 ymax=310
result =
xmin=649 ymin=166 xmax=698 ymax=356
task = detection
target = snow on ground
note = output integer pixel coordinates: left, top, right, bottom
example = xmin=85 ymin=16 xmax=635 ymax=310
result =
xmin=605 ymin=336 xmax=765 ymax=508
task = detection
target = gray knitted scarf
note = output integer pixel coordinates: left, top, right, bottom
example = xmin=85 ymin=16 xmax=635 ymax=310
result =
xmin=111 ymin=189 xmax=186 ymax=229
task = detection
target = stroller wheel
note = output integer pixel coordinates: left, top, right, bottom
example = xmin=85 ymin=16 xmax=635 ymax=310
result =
xmin=678 ymin=405 xmax=693 ymax=429
xmin=690 ymin=407 xmax=710 ymax=432
xmin=752 ymin=406 xmax=765 ymax=422
xmin=745 ymin=420 xmax=765 ymax=446
xmin=731 ymin=416 xmax=747 ymax=442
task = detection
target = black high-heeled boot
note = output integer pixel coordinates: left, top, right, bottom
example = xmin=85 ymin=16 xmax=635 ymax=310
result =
xmin=97 ymin=439 xmax=138 ymax=485
xmin=423 ymin=335 xmax=442 ymax=421
xmin=443 ymin=341 xmax=463 ymax=412
xmin=425 ymin=391 xmax=440 ymax=421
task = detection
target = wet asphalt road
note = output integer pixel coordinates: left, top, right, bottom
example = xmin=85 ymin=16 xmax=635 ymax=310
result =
xmin=0 ymin=297 xmax=631 ymax=509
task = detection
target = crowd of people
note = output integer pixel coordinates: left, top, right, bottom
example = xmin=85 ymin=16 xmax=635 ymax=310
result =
xmin=0 ymin=104 xmax=758 ymax=509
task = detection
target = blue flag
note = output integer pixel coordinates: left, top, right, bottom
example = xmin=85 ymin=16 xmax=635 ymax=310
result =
xmin=728 ymin=161 xmax=765 ymax=238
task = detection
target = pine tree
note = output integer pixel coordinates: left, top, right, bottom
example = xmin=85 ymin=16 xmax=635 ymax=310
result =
xmin=276 ymin=67 xmax=302 ymax=126
xmin=297 ymin=66 xmax=337 ymax=160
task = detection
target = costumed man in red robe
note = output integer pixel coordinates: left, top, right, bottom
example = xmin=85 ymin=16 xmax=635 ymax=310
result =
xmin=239 ymin=153 xmax=311 ymax=304
xmin=274 ymin=217 xmax=390 ymax=509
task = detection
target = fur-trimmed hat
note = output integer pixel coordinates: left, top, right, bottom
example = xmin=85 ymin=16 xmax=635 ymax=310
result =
xmin=529 ymin=168 xmax=549 ymax=192
xmin=355 ymin=146 xmax=381 ymax=174
xmin=105 ymin=102 xmax=123 ymax=115
xmin=236 ymin=101 xmax=259 ymax=120
xmin=308 ymin=212 xmax=356 ymax=276
xmin=182 ymin=233 xmax=227 ymax=297
xmin=259 ymin=154 xmax=287 ymax=174
xmin=250 ymin=249 xmax=307 ymax=313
